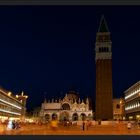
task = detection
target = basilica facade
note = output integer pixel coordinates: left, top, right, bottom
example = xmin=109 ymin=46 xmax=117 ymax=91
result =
xmin=40 ymin=91 xmax=93 ymax=122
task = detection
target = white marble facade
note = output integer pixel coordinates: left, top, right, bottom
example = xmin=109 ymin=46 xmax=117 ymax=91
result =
xmin=40 ymin=92 xmax=93 ymax=121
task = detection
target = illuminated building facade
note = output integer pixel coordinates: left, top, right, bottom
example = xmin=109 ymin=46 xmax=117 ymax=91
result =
xmin=40 ymin=91 xmax=93 ymax=122
xmin=0 ymin=87 xmax=28 ymax=122
xmin=124 ymin=81 xmax=140 ymax=120
xmin=113 ymin=98 xmax=125 ymax=120
xmin=95 ymin=15 xmax=113 ymax=120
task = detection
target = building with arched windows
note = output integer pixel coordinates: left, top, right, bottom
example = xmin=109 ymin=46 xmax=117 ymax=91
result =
xmin=113 ymin=98 xmax=125 ymax=120
xmin=39 ymin=91 xmax=93 ymax=122
xmin=124 ymin=81 xmax=140 ymax=120
xmin=0 ymin=87 xmax=28 ymax=122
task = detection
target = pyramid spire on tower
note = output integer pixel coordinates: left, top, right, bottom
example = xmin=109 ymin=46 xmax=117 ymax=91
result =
xmin=98 ymin=15 xmax=109 ymax=32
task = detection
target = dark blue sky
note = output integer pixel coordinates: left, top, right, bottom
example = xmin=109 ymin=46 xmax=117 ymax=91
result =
xmin=0 ymin=6 xmax=140 ymax=110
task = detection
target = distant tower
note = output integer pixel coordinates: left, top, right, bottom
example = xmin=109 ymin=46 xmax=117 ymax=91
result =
xmin=95 ymin=15 xmax=113 ymax=120
xmin=16 ymin=91 xmax=28 ymax=121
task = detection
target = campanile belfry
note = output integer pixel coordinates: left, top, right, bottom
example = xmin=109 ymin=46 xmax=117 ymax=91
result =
xmin=95 ymin=15 xmax=113 ymax=120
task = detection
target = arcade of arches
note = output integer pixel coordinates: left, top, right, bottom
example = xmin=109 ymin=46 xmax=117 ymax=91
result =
xmin=44 ymin=112 xmax=92 ymax=121
xmin=40 ymin=93 xmax=93 ymax=122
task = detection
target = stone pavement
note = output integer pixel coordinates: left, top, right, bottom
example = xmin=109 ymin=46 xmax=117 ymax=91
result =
xmin=0 ymin=123 xmax=140 ymax=135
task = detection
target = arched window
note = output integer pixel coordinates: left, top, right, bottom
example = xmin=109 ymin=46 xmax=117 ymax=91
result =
xmin=80 ymin=113 xmax=86 ymax=121
xmin=116 ymin=104 xmax=120 ymax=109
xmin=72 ymin=113 xmax=78 ymax=121
xmin=45 ymin=114 xmax=50 ymax=121
xmin=62 ymin=103 xmax=70 ymax=110
xmin=59 ymin=111 xmax=69 ymax=121
xmin=52 ymin=113 xmax=58 ymax=120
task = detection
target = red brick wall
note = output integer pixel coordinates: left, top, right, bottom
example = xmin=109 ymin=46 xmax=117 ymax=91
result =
xmin=95 ymin=59 xmax=113 ymax=120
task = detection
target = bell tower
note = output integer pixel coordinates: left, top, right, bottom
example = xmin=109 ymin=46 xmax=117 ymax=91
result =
xmin=95 ymin=15 xmax=113 ymax=120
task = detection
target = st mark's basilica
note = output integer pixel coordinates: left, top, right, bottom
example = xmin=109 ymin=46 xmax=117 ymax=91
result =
xmin=40 ymin=91 xmax=93 ymax=122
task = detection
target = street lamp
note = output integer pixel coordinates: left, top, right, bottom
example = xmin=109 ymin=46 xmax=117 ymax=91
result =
xmin=8 ymin=92 xmax=12 ymax=96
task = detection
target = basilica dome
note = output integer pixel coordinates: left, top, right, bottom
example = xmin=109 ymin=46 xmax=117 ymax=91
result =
xmin=66 ymin=91 xmax=79 ymax=100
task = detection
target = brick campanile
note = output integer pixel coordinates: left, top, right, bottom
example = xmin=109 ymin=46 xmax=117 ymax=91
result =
xmin=95 ymin=15 xmax=113 ymax=120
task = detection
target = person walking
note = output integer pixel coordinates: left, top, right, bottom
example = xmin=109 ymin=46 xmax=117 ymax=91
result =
xmin=82 ymin=121 xmax=85 ymax=131
xmin=86 ymin=120 xmax=90 ymax=130
xmin=127 ymin=121 xmax=132 ymax=129
xmin=7 ymin=120 xmax=13 ymax=130
xmin=50 ymin=120 xmax=58 ymax=131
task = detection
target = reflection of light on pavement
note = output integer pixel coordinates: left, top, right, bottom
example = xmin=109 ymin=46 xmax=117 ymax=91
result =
xmin=1 ymin=122 xmax=140 ymax=135
xmin=50 ymin=120 xmax=58 ymax=131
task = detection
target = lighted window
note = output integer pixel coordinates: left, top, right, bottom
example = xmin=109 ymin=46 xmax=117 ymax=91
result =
xmin=116 ymin=104 xmax=120 ymax=109
xmin=99 ymin=47 xmax=109 ymax=52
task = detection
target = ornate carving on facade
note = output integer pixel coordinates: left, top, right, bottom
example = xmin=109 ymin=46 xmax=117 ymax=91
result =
xmin=40 ymin=92 xmax=93 ymax=121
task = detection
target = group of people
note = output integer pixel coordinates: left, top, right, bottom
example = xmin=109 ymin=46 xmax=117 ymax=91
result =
xmin=49 ymin=119 xmax=92 ymax=131
xmin=82 ymin=120 xmax=92 ymax=131
xmin=7 ymin=120 xmax=20 ymax=130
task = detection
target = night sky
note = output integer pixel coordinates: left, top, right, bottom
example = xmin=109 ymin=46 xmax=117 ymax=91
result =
xmin=0 ymin=6 xmax=140 ymax=110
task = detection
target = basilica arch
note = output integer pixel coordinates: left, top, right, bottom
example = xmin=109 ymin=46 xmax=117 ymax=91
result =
xmin=62 ymin=103 xmax=70 ymax=110
xmin=59 ymin=111 xmax=69 ymax=121
xmin=52 ymin=113 xmax=58 ymax=120
xmin=72 ymin=113 xmax=79 ymax=121
xmin=80 ymin=113 xmax=86 ymax=121
xmin=45 ymin=114 xmax=50 ymax=121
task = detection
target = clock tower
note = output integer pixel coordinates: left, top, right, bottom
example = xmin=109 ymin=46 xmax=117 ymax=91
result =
xmin=95 ymin=15 xmax=113 ymax=120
